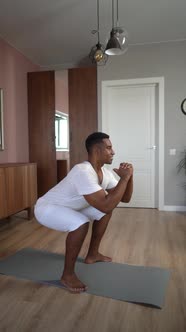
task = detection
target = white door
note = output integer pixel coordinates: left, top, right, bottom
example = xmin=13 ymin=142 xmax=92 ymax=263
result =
xmin=102 ymin=82 xmax=156 ymax=208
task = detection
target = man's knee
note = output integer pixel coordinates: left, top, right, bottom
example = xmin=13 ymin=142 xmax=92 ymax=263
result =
xmin=103 ymin=211 xmax=113 ymax=220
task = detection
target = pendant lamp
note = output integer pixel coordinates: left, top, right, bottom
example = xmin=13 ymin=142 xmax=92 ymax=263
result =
xmin=105 ymin=0 xmax=128 ymax=56
xmin=89 ymin=0 xmax=108 ymax=65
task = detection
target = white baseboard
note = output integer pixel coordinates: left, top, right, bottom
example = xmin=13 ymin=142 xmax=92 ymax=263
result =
xmin=163 ymin=205 xmax=186 ymax=212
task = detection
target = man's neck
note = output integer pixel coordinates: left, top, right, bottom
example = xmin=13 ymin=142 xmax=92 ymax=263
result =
xmin=88 ymin=156 xmax=103 ymax=173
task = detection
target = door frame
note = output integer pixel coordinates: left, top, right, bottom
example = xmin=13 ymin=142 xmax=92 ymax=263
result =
xmin=99 ymin=77 xmax=164 ymax=210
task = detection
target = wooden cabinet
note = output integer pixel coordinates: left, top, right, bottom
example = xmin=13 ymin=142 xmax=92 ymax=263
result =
xmin=0 ymin=168 xmax=7 ymax=217
xmin=27 ymin=67 xmax=98 ymax=196
xmin=0 ymin=163 xmax=37 ymax=220
xmin=27 ymin=71 xmax=57 ymax=197
xmin=68 ymin=67 xmax=97 ymax=168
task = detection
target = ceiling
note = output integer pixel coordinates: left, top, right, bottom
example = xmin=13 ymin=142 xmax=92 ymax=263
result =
xmin=0 ymin=0 xmax=186 ymax=69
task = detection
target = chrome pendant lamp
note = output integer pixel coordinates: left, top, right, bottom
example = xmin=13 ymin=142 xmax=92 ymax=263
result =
xmin=89 ymin=0 xmax=108 ymax=65
xmin=105 ymin=0 xmax=128 ymax=56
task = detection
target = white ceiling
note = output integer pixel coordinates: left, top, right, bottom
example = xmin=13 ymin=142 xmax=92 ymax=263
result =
xmin=0 ymin=0 xmax=186 ymax=69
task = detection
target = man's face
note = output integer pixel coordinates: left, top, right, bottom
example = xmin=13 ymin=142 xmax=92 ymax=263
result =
xmin=99 ymin=138 xmax=115 ymax=164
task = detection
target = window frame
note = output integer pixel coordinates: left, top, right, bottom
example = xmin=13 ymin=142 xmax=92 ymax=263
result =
xmin=55 ymin=111 xmax=69 ymax=151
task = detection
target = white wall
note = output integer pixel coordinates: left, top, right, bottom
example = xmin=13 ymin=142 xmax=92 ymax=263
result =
xmin=98 ymin=41 xmax=186 ymax=207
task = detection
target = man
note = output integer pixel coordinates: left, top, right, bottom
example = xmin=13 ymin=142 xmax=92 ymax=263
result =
xmin=34 ymin=132 xmax=133 ymax=293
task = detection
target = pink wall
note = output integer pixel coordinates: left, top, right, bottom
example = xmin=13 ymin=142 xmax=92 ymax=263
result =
xmin=0 ymin=37 xmax=40 ymax=163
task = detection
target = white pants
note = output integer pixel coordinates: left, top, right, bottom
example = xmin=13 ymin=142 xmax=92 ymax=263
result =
xmin=34 ymin=198 xmax=105 ymax=232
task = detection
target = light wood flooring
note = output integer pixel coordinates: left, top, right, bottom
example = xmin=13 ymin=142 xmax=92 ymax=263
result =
xmin=0 ymin=208 xmax=186 ymax=332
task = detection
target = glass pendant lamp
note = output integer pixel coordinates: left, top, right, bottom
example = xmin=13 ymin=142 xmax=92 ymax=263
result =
xmin=105 ymin=0 xmax=128 ymax=56
xmin=89 ymin=0 xmax=108 ymax=65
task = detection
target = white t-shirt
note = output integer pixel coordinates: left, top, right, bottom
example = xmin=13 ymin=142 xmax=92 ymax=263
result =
xmin=40 ymin=161 xmax=118 ymax=210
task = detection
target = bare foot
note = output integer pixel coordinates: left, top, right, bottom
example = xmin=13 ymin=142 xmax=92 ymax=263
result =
xmin=84 ymin=252 xmax=112 ymax=264
xmin=60 ymin=273 xmax=87 ymax=293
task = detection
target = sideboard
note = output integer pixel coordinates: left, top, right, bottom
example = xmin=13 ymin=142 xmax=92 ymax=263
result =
xmin=0 ymin=163 xmax=37 ymax=220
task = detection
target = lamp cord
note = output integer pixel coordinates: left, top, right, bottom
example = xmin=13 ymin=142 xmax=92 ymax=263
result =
xmin=116 ymin=0 xmax=119 ymax=27
xmin=97 ymin=0 xmax=100 ymax=43
xmin=112 ymin=0 xmax=114 ymax=28
xmin=112 ymin=0 xmax=119 ymax=28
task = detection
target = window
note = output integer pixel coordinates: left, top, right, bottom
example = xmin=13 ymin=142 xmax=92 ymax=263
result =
xmin=55 ymin=112 xmax=69 ymax=150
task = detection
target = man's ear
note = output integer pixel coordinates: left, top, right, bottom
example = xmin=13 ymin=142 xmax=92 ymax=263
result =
xmin=97 ymin=144 xmax=104 ymax=156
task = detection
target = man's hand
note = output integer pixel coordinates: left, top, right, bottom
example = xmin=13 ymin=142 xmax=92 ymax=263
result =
xmin=113 ymin=162 xmax=133 ymax=180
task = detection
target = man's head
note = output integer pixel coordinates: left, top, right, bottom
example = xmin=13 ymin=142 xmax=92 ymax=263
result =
xmin=85 ymin=132 xmax=109 ymax=153
xmin=85 ymin=132 xmax=115 ymax=164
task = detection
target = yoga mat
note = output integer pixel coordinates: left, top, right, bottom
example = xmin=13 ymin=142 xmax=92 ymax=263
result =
xmin=0 ymin=248 xmax=170 ymax=308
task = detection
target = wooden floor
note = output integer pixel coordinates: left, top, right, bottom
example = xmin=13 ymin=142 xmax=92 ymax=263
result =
xmin=0 ymin=208 xmax=186 ymax=332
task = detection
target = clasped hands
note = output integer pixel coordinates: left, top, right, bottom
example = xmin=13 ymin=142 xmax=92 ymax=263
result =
xmin=113 ymin=162 xmax=133 ymax=180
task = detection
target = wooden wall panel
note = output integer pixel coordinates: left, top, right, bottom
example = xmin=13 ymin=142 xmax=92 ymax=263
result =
xmin=57 ymin=160 xmax=68 ymax=182
xmin=68 ymin=67 xmax=97 ymax=168
xmin=28 ymin=71 xmax=57 ymax=197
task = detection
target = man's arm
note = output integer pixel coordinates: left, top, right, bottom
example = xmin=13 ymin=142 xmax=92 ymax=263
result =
xmin=106 ymin=163 xmax=133 ymax=203
xmin=121 ymin=175 xmax=133 ymax=202
xmin=107 ymin=175 xmax=133 ymax=203
xmin=84 ymin=166 xmax=133 ymax=214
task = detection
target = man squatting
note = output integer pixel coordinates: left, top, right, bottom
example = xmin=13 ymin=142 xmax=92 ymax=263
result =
xmin=34 ymin=132 xmax=133 ymax=293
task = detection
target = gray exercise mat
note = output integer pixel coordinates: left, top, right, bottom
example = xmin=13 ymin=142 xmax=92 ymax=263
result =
xmin=0 ymin=248 xmax=170 ymax=308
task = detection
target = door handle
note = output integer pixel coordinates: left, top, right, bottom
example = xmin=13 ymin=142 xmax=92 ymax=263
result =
xmin=148 ymin=145 xmax=157 ymax=150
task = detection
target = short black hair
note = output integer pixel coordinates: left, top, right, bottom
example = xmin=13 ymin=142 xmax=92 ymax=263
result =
xmin=85 ymin=132 xmax=109 ymax=153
